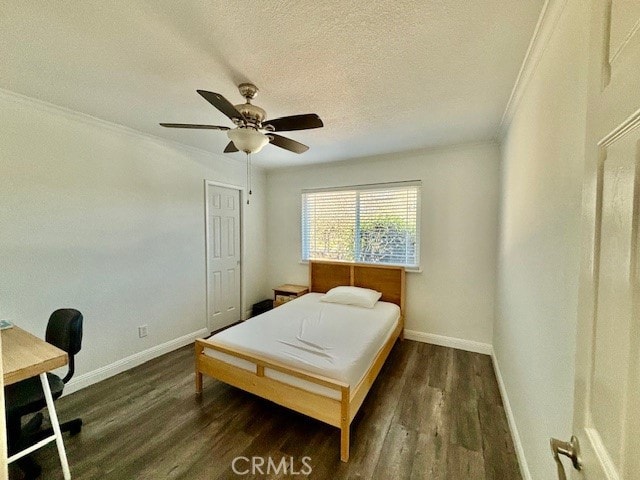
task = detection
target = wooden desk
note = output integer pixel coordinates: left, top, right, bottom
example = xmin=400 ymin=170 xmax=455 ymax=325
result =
xmin=2 ymin=326 xmax=71 ymax=479
xmin=2 ymin=327 xmax=67 ymax=385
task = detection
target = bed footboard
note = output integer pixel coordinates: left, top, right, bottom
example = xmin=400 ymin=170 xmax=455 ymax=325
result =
xmin=195 ymin=341 xmax=204 ymax=394
xmin=194 ymin=318 xmax=402 ymax=462
xmin=195 ymin=338 xmax=355 ymax=460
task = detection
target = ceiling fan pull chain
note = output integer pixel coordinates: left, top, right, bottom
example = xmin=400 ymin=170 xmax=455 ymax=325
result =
xmin=246 ymin=152 xmax=250 ymax=205
xmin=246 ymin=152 xmax=252 ymax=205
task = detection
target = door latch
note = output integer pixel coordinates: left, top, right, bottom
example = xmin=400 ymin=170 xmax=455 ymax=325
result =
xmin=550 ymin=435 xmax=582 ymax=480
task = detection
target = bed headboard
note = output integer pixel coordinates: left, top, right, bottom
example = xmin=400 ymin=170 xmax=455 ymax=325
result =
xmin=308 ymin=260 xmax=406 ymax=313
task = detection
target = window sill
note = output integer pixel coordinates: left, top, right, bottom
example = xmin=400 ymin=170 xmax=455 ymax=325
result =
xmin=298 ymin=260 xmax=422 ymax=273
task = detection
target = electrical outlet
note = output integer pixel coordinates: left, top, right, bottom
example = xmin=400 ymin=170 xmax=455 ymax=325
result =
xmin=138 ymin=325 xmax=148 ymax=338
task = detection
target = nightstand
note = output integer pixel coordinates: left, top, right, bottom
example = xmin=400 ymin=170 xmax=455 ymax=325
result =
xmin=273 ymin=284 xmax=309 ymax=307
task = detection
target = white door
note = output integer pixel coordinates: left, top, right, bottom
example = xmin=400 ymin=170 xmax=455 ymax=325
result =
xmin=206 ymin=183 xmax=241 ymax=332
xmin=571 ymin=0 xmax=640 ymax=478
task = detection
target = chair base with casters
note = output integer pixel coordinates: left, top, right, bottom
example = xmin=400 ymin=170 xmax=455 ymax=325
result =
xmin=4 ymin=309 xmax=83 ymax=479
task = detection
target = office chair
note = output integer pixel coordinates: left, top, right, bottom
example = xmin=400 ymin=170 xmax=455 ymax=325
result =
xmin=5 ymin=309 xmax=83 ymax=479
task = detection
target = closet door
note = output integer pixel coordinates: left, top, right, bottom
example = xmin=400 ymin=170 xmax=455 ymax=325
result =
xmin=206 ymin=183 xmax=241 ymax=331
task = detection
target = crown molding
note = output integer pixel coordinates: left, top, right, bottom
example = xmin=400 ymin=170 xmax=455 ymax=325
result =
xmin=0 ymin=87 xmax=263 ymax=172
xmin=497 ymin=0 xmax=570 ymax=138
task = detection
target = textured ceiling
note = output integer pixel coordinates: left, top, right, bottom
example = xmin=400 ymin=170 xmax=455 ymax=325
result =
xmin=0 ymin=1 xmax=544 ymax=168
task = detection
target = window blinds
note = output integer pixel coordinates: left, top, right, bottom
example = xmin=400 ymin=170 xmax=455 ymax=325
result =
xmin=301 ymin=182 xmax=420 ymax=268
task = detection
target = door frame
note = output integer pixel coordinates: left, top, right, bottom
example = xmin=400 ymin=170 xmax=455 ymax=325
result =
xmin=204 ymin=180 xmax=245 ymax=333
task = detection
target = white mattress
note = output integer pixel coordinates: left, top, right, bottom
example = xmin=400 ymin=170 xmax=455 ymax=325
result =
xmin=203 ymin=293 xmax=400 ymax=399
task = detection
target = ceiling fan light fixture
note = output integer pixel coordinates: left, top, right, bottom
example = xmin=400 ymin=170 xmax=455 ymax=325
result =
xmin=160 ymin=84 xmax=322 ymax=155
xmin=227 ymin=127 xmax=269 ymax=154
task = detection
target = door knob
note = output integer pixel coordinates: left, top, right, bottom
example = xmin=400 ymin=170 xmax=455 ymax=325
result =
xmin=550 ymin=435 xmax=582 ymax=480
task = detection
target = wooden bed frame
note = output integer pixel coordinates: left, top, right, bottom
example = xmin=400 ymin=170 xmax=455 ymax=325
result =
xmin=194 ymin=260 xmax=405 ymax=462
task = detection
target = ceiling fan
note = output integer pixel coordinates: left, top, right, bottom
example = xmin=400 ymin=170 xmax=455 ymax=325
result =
xmin=160 ymin=83 xmax=323 ymax=155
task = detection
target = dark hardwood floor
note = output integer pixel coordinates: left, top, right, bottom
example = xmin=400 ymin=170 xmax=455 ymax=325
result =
xmin=11 ymin=340 xmax=522 ymax=479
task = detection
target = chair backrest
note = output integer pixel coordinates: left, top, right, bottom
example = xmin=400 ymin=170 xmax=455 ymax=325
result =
xmin=45 ymin=309 xmax=83 ymax=383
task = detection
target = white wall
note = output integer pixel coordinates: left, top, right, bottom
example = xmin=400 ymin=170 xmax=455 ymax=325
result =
xmin=494 ymin=0 xmax=589 ymax=478
xmin=0 ymin=89 xmax=268 ymax=387
xmin=266 ymin=142 xmax=500 ymax=346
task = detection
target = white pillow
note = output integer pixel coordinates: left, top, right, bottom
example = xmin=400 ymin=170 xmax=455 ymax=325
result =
xmin=320 ymin=286 xmax=382 ymax=309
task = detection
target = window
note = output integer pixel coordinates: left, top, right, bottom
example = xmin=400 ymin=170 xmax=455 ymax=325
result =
xmin=301 ymin=181 xmax=420 ymax=268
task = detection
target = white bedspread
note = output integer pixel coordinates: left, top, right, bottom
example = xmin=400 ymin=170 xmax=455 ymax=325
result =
xmin=204 ymin=293 xmax=400 ymax=392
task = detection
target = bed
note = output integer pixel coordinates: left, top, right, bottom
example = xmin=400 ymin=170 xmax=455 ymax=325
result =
xmin=194 ymin=260 xmax=406 ymax=462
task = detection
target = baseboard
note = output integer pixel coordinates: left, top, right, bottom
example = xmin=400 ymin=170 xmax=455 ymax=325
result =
xmin=64 ymin=328 xmax=209 ymax=395
xmin=403 ymin=329 xmax=493 ymax=355
xmin=395 ymin=330 xmax=530 ymax=477
xmin=491 ymin=352 xmax=532 ymax=480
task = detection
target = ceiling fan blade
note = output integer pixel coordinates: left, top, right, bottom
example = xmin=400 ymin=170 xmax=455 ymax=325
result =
xmin=197 ymin=90 xmax=245 ymax=121
xmin=223 ymin=141 xmax=239 ymax=153
xmin=263 ymin=114 xmax=323 ymax=132
xmin=269 ymin=134 xmax=309 ymax=154
xmin=159 ymin=123 xmax=230 ymax=130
